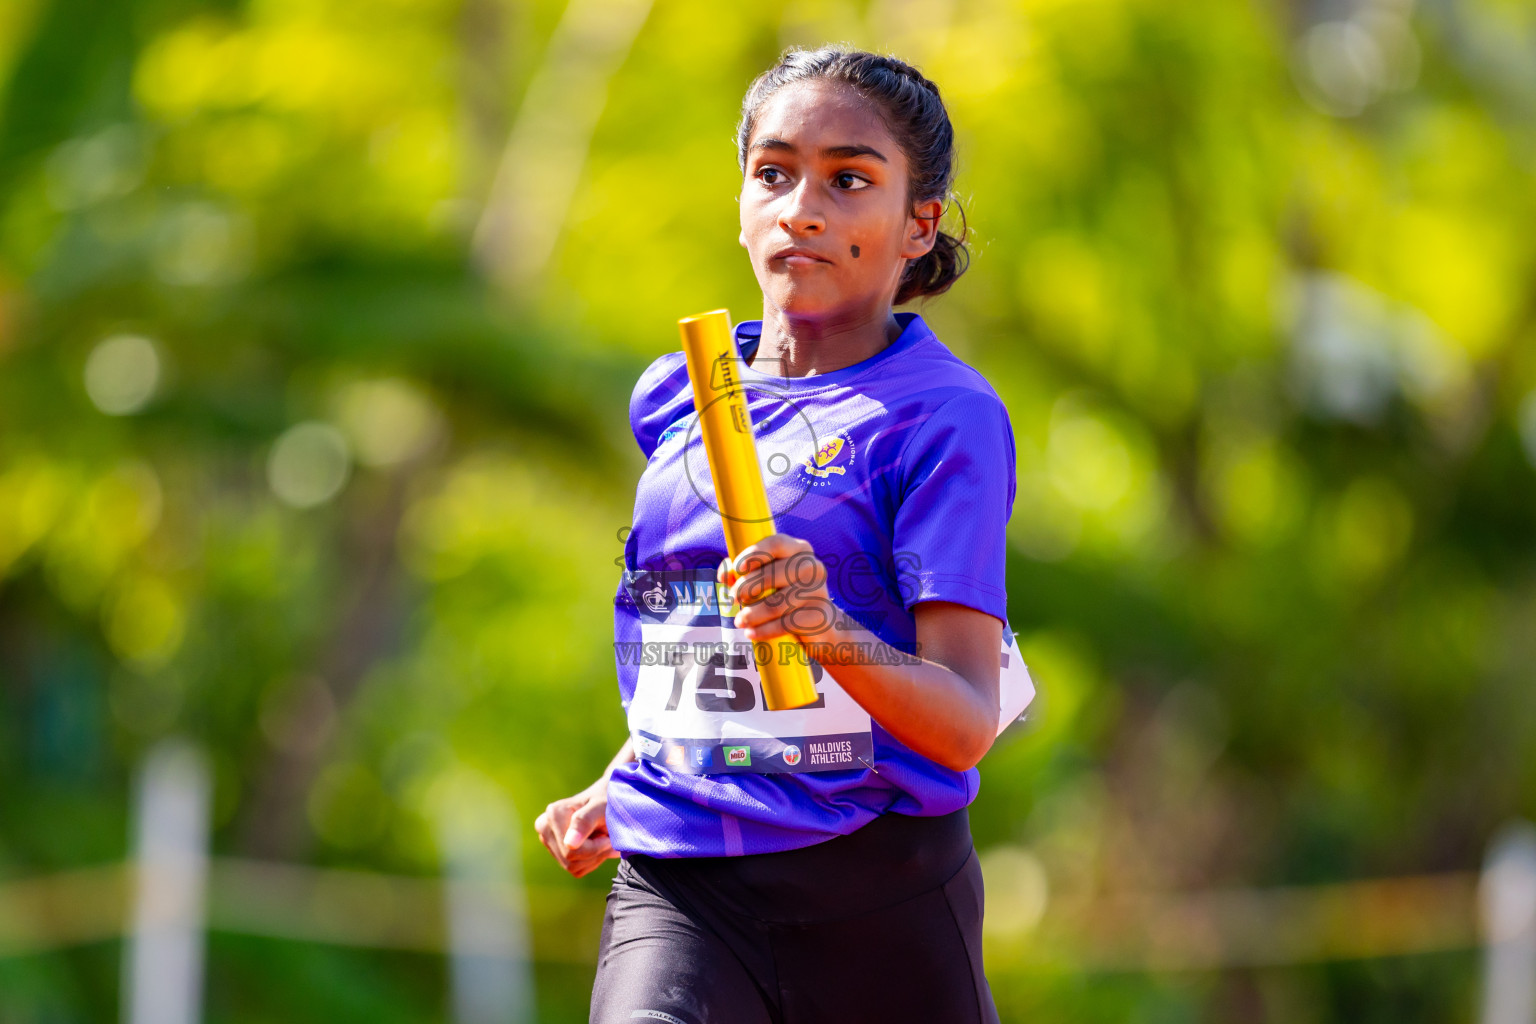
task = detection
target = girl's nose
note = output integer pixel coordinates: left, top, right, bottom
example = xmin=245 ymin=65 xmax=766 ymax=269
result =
xmin=778 ymin=182 xmax=826 ymax=235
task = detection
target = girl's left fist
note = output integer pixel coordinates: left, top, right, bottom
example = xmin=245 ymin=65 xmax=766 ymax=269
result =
xmin=715 ymin=534 xmax=837 ymax=642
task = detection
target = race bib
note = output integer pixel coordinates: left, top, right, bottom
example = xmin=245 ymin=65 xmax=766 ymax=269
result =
xmin=619 ymin=566 xmax=1036 ymax=774
xmin=997 ymin=626 xmax=1036 ymax=736
xmin=621 ymin=567 xmax=874 ymax=774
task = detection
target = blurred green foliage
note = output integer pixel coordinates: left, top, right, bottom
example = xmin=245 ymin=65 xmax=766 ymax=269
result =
xmin=1 ymin=0 xmax=1534 ymax=1020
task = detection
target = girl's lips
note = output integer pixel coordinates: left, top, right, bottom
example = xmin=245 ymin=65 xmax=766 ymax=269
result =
xmin=771 ymin=245 xmax=833 ymax=266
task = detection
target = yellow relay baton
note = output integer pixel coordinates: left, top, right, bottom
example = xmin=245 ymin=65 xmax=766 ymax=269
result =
xmin=678 ymin=308 xmax=820 ymax=712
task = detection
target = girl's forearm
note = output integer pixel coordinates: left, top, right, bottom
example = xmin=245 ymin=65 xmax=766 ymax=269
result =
xmin=804 ymin=624 xmax=996 ymax=772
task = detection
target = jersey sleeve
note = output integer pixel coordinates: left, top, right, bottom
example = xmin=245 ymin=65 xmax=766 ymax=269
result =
xmin=891 ymin=390 xmax=1016 ymax=624
xmin=629 ymin=351 xmax=690 ymax=459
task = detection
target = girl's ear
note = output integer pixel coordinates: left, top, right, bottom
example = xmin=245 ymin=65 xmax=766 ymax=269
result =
xmin=739 ymin=229 xmax=748 ymax=248
xmin=900 ymin=197 xmax=944 ymax=260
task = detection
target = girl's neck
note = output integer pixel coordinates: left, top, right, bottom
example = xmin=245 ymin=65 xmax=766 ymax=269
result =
xmin=750 ymin=304 xmax=903 ymax=378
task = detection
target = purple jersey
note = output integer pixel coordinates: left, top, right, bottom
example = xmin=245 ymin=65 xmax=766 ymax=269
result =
xmin=608 ymin=311 xmax=1017 ymax=857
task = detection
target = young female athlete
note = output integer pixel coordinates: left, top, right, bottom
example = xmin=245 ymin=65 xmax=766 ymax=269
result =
xmin=535 ymin=46 xmax=1029 ymax=1024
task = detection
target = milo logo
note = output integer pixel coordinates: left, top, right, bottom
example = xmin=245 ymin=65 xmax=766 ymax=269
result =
xmin=724 ymin=745 xmax=751 ymax=767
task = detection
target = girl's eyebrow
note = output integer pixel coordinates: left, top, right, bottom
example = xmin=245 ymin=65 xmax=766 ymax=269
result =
xmin=752 ymin=137 xmax=888 ymax=163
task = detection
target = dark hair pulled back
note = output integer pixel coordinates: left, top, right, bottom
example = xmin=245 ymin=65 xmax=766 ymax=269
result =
xmin=735 ymin=46 xmax=970 ymax=305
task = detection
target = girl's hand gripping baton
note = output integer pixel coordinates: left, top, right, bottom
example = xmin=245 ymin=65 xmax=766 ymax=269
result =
xmin=677 ymin=309 xmax=820 ymax=711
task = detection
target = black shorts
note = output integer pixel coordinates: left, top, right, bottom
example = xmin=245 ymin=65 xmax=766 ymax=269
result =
xmin=590 ymin=807 xmax=1001 ymax=1024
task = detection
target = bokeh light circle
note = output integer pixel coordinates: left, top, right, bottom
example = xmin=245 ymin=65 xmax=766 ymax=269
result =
xmin=268 ymin=422 xmax=352 ymax=508
xmin=84 ymin=334 xmax=161 ymax=415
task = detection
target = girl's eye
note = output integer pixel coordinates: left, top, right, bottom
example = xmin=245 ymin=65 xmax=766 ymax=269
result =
xmin=834 ymin=172 xmax=870 ymax=190
xmin=757 ymin=167 xmax=787 ymax=186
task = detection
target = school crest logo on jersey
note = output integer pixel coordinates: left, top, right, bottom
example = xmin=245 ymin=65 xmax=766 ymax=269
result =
xmin=800 ymin=428 xmax=856 ymax=486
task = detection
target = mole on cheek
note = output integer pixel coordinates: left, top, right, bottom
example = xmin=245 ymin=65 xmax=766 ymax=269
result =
xmin=850 ymin=245 xmax=860 ymax=259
